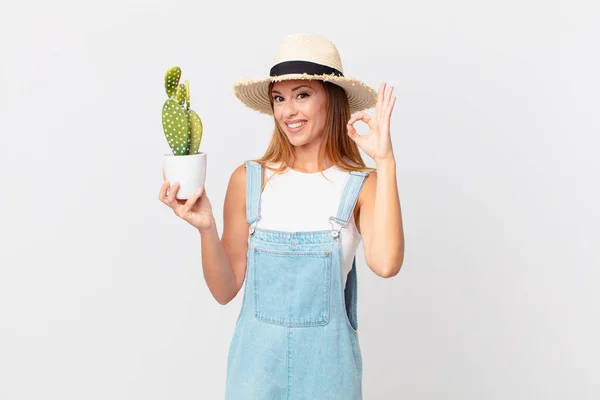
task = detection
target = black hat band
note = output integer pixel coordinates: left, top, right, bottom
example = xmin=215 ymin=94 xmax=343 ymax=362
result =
xmin=269 ymin=60 xmax=344 ymax=78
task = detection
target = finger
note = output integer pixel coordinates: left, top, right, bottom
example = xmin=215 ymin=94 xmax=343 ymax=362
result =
xmin=181 ymin=186 xmax=204 ymax=214
xmin=359 ymin=112 xmax=372 ymax=125
xmin=387 ymin=95 xmax=396 ymax=120
xmin=347 ymin=113 xmax=356 ymax=125
xmin=383 ymin=85 xmax=393 ymax=110
xmin=167 ymin=182 xmax=183 ymax=214
xmin=348 ymin=111 xmax=372 ymax=126
xmin=351 ymin=112 xmax=373 ymax=131
xmin=162 ymin=168 xmax=165 ymax=181
xmin=346 ymin=121 xmax=363 ymax=144
xmin=376 ymin=82 xmax=386 ymax=119
xmin=159 ymin=180 xmax=170 ymax=203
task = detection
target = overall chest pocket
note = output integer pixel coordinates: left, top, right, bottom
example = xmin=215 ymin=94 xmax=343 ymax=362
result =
xmin=253 ymin=247 xmax=332 ymax=327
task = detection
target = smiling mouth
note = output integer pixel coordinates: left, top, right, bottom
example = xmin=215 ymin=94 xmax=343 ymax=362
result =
xmin=285 ymin=121 xmax=307 ymax=132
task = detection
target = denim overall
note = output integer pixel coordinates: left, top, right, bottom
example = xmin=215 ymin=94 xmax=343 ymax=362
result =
xmin=225 ymin=161 xmax=370 ymax=400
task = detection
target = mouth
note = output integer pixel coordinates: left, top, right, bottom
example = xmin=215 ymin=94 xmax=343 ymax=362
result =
xmin=285 ymin=120 xmax=307 ymax=133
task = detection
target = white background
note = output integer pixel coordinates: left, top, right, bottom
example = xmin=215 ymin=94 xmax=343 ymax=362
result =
xmin=1 ymin=0 xmax=598 ymax=398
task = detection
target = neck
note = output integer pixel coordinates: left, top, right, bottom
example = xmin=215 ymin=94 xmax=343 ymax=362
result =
xmin=290 ymin=157 xmax=333 ymax=173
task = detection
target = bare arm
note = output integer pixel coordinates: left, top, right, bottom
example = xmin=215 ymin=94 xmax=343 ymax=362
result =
xmin=200 ymin=164 xmax=250 ymax=304
xmin=357 ymin=158 xmax=405 ymax=277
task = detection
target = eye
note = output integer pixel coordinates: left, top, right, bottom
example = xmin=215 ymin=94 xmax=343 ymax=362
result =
xmin=272 ymin=93 xmax=310 ymax=103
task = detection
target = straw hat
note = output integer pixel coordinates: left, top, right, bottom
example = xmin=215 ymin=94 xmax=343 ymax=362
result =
xmin=232 ymin=33 xmax=378 ymax=116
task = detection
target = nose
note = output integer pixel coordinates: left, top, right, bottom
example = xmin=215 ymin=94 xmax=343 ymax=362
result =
xmin=284 ymin=98 xmax=298 ymax=117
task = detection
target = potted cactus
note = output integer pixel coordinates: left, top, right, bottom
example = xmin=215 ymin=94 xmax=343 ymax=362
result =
xmin=162 ymin=66 xmax=207 ymax=199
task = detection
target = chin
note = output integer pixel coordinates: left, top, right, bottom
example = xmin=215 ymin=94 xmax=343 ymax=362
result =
xmin=287 ymin=137 xmax=302 ymax=146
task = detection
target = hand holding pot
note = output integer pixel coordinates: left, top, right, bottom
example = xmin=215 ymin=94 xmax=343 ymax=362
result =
xmin=159 ymin=168 xmax=215 ymax=233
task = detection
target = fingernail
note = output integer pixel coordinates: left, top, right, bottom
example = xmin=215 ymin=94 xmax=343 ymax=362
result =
xmin=196 ymin=187 xmax=203 ymax=195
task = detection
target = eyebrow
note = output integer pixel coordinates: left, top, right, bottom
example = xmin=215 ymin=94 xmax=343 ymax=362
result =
xmin=271 ymin=85 xmax=312 ymax=94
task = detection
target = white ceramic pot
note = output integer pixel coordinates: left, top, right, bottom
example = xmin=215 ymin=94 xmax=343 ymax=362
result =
xmin=163 ymin=152 xmax=207 ymax=199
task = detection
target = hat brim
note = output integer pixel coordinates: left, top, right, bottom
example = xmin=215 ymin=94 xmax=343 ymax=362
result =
xmin=232 ymin=73 xmax=378 ymax=116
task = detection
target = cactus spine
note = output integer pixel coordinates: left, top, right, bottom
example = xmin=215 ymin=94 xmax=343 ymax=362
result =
xmin=162 ymin=66 xmax=203 ymax=155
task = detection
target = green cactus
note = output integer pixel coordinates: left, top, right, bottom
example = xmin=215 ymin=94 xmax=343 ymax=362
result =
xmin=162 ymin=98 xmax=190 ymax=155
xmin=164 ymin=67 xmax=181 ymax=98
xmin=175 ymin=83 xmax=186 ymax=106
xmin=162 ymin=66 xmax=203 ymax=155
xmin=188 ymin=109 xmax=203 ymax=154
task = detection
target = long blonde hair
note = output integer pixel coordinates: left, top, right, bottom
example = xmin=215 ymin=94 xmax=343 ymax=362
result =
xmin=248 ymin=80 xmax=374 ymax=190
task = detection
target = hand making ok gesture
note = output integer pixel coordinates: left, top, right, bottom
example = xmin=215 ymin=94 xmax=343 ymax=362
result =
xmin=346 ymin=82 xmax=397 ymax=163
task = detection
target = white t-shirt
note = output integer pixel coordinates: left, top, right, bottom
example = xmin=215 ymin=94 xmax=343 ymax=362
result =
xmin=254 ymin=162 xmax=363 ymax=288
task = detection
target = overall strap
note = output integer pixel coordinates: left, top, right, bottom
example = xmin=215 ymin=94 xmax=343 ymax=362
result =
xmin=245 ymin=161 xmax=263 ymax=228
xmin=329 ymin=170 xmax=370 ymax=238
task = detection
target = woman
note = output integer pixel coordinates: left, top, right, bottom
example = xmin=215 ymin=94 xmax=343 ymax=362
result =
xmin=159 ymin=33 xmax=404 ymax=399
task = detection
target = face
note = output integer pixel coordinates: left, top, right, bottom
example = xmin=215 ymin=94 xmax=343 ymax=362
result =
xmin=271 ymin=80 xmax=327 ymax=147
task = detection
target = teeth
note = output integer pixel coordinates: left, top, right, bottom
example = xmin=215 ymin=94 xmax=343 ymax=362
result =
xmin=287 ymin=121 xmax=306 ymax=129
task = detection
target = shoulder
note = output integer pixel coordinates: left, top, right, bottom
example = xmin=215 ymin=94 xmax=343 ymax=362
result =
xmin=229 ymin=161 xmax=267 ymax=190
xmin=231 ymin=163 xmax=247 ymax=184
xmin=231 ymin=160 xmax=263 ymax=178
xmin=226 ymin=164 xmax=247 ymax=203
xmin=352 ymin=169 xmax=376 ymax=233
xmin=357 ymin=170 xmax=377 ymax=210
